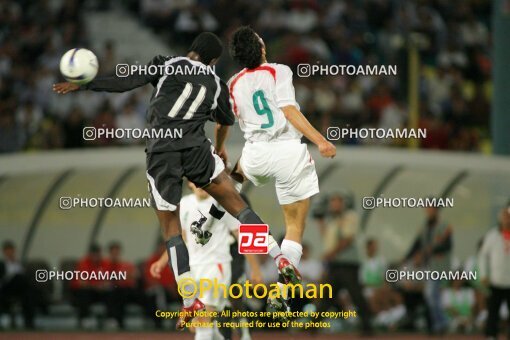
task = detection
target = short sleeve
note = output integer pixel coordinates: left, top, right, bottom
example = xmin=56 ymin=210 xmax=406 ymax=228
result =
xmin=275 ymin=65 xmax=298 ymax=108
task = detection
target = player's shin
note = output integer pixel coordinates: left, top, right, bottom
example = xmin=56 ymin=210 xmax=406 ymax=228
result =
xmin=267 ymin=234 xmax=285 ymax=262
xmin=166 ymin=235 xmax=196 ymax=307
xmin=235 ymin=206 xmax=265 ymax=225
xmin=206 ymin=179 xmax=242 ymax=222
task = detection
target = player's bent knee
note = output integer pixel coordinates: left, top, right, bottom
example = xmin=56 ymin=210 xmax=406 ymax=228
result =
xmin=231 ymin=162 xmax=246 ymax=183
xmin=210 ymin=169 xmax=230 ymax=184
xmin=155 ymin=210 xmax=181 ymax=237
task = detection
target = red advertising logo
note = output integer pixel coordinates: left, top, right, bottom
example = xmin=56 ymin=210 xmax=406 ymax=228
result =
xmin=238 ymin=224 xmax=269 ymax=254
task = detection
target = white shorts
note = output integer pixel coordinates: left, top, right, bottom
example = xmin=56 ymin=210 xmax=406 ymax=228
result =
xmin=239 ymin=140 xmax=319 ymax=204
xmin=191 ymin=262 xmax=231 ymax=310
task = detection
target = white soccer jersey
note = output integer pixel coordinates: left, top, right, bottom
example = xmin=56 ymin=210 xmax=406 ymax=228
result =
xmin=228 ymin=63 xmax=302 ymax=142
xmin=180 ymin=194 xmax=239 ymax=266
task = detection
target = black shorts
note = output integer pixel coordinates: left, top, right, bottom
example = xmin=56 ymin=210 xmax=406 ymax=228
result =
xmin=146 ymin=141 xmax=224 ymax=211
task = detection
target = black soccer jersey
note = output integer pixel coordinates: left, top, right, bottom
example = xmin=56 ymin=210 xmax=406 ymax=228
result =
xmin=82 ymin=55 xmax=234 ymax=152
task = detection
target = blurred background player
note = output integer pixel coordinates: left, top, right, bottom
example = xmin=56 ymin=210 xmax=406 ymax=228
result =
xmin=53 ymin=32 xmax=298 ymax=329
xmin=150 ymin=182 xmax=262 ymax=340
xmin=143 ymin=240 xmax=179 ymax=329
xmin=0 ymin=241 xmax=35 ymax=329
xmin=360 ymin=238 xmax=388 ymax=313
xmin=464 ymin=239 xmax=488 ymax=332
xmin=360 ymin=238 xmax=404 ymax=330
xmin=442 ymin=276 xmax=475 ymax=334
xmin=71 ymin=244 xmax=109 ymax=329
xmin=316 ymin=192 xmax=373 ymax=334
xmin=214 ymin=25 xmax=336 ymax=314
xmin=479 ymin=201 xmax=510 ymax=339
xmin=404 ymin=204 xmax=453 ymax=335
xmin=395 ymin=251 xmax=432 ymax=333
xmin=104 ymin=241 xmax=139 ymax=330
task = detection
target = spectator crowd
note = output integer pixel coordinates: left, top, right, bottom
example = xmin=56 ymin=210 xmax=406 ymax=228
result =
xmin=0 ymin=0 xmax=492 ymax=153
xmin=0 ymin=0 xmax=150 ymax=153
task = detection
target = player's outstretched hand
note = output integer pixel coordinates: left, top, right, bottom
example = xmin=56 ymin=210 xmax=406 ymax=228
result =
xmin=319 ymin=141 xmax=336 ymax=158
xmin=53 ymin=82 xmax=80 ymax=94
xmin=149 ymin=259 xmax=166 ymax=279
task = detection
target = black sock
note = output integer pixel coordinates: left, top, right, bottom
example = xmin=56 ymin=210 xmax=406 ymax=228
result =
xmin=166 ymin=235 xmax=190 ymax=276
xmin=236 ymin=207 xmax=265 ymax=225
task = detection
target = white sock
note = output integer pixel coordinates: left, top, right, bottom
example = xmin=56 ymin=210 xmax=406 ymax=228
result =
xmin=275 ymin=240 xmax=302 ymax=300
xmin=281 ymin=239 xmax=303 ymax=268
xmin=195 ymin=327 xmax=214 ymax=340
xmin=268 ymin=234 xmax=284 ymax=264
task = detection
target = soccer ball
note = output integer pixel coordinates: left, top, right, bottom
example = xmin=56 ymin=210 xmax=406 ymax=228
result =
xmin=59 ymin=48 xmax=98 ymax=84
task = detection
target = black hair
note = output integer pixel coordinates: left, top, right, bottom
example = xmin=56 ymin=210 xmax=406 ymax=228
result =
xmin=108 ymin=241 xmax=121 ymax=251
xmin=188 ymin=32 xmax=223 ymax=65
xmin=230 ymin=26 xmax=263 ymax=69
xmin=330 ymin=190 xmax=355 ymax=210
xmin=2 ymin=240 xmax=15 ymax=250
xmin=366 ymin=238 xmax=376 ymax=246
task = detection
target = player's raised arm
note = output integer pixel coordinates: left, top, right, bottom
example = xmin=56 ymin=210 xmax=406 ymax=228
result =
xmin=281 ymin=105 xmax=336 ymax=158
xmin=215 ymin=124 xmax=230 ymax=164
xmin=275 ymin=65 xmax=336 ymax=158
xmin=53 ymin=55 xmax=166 ymax=94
